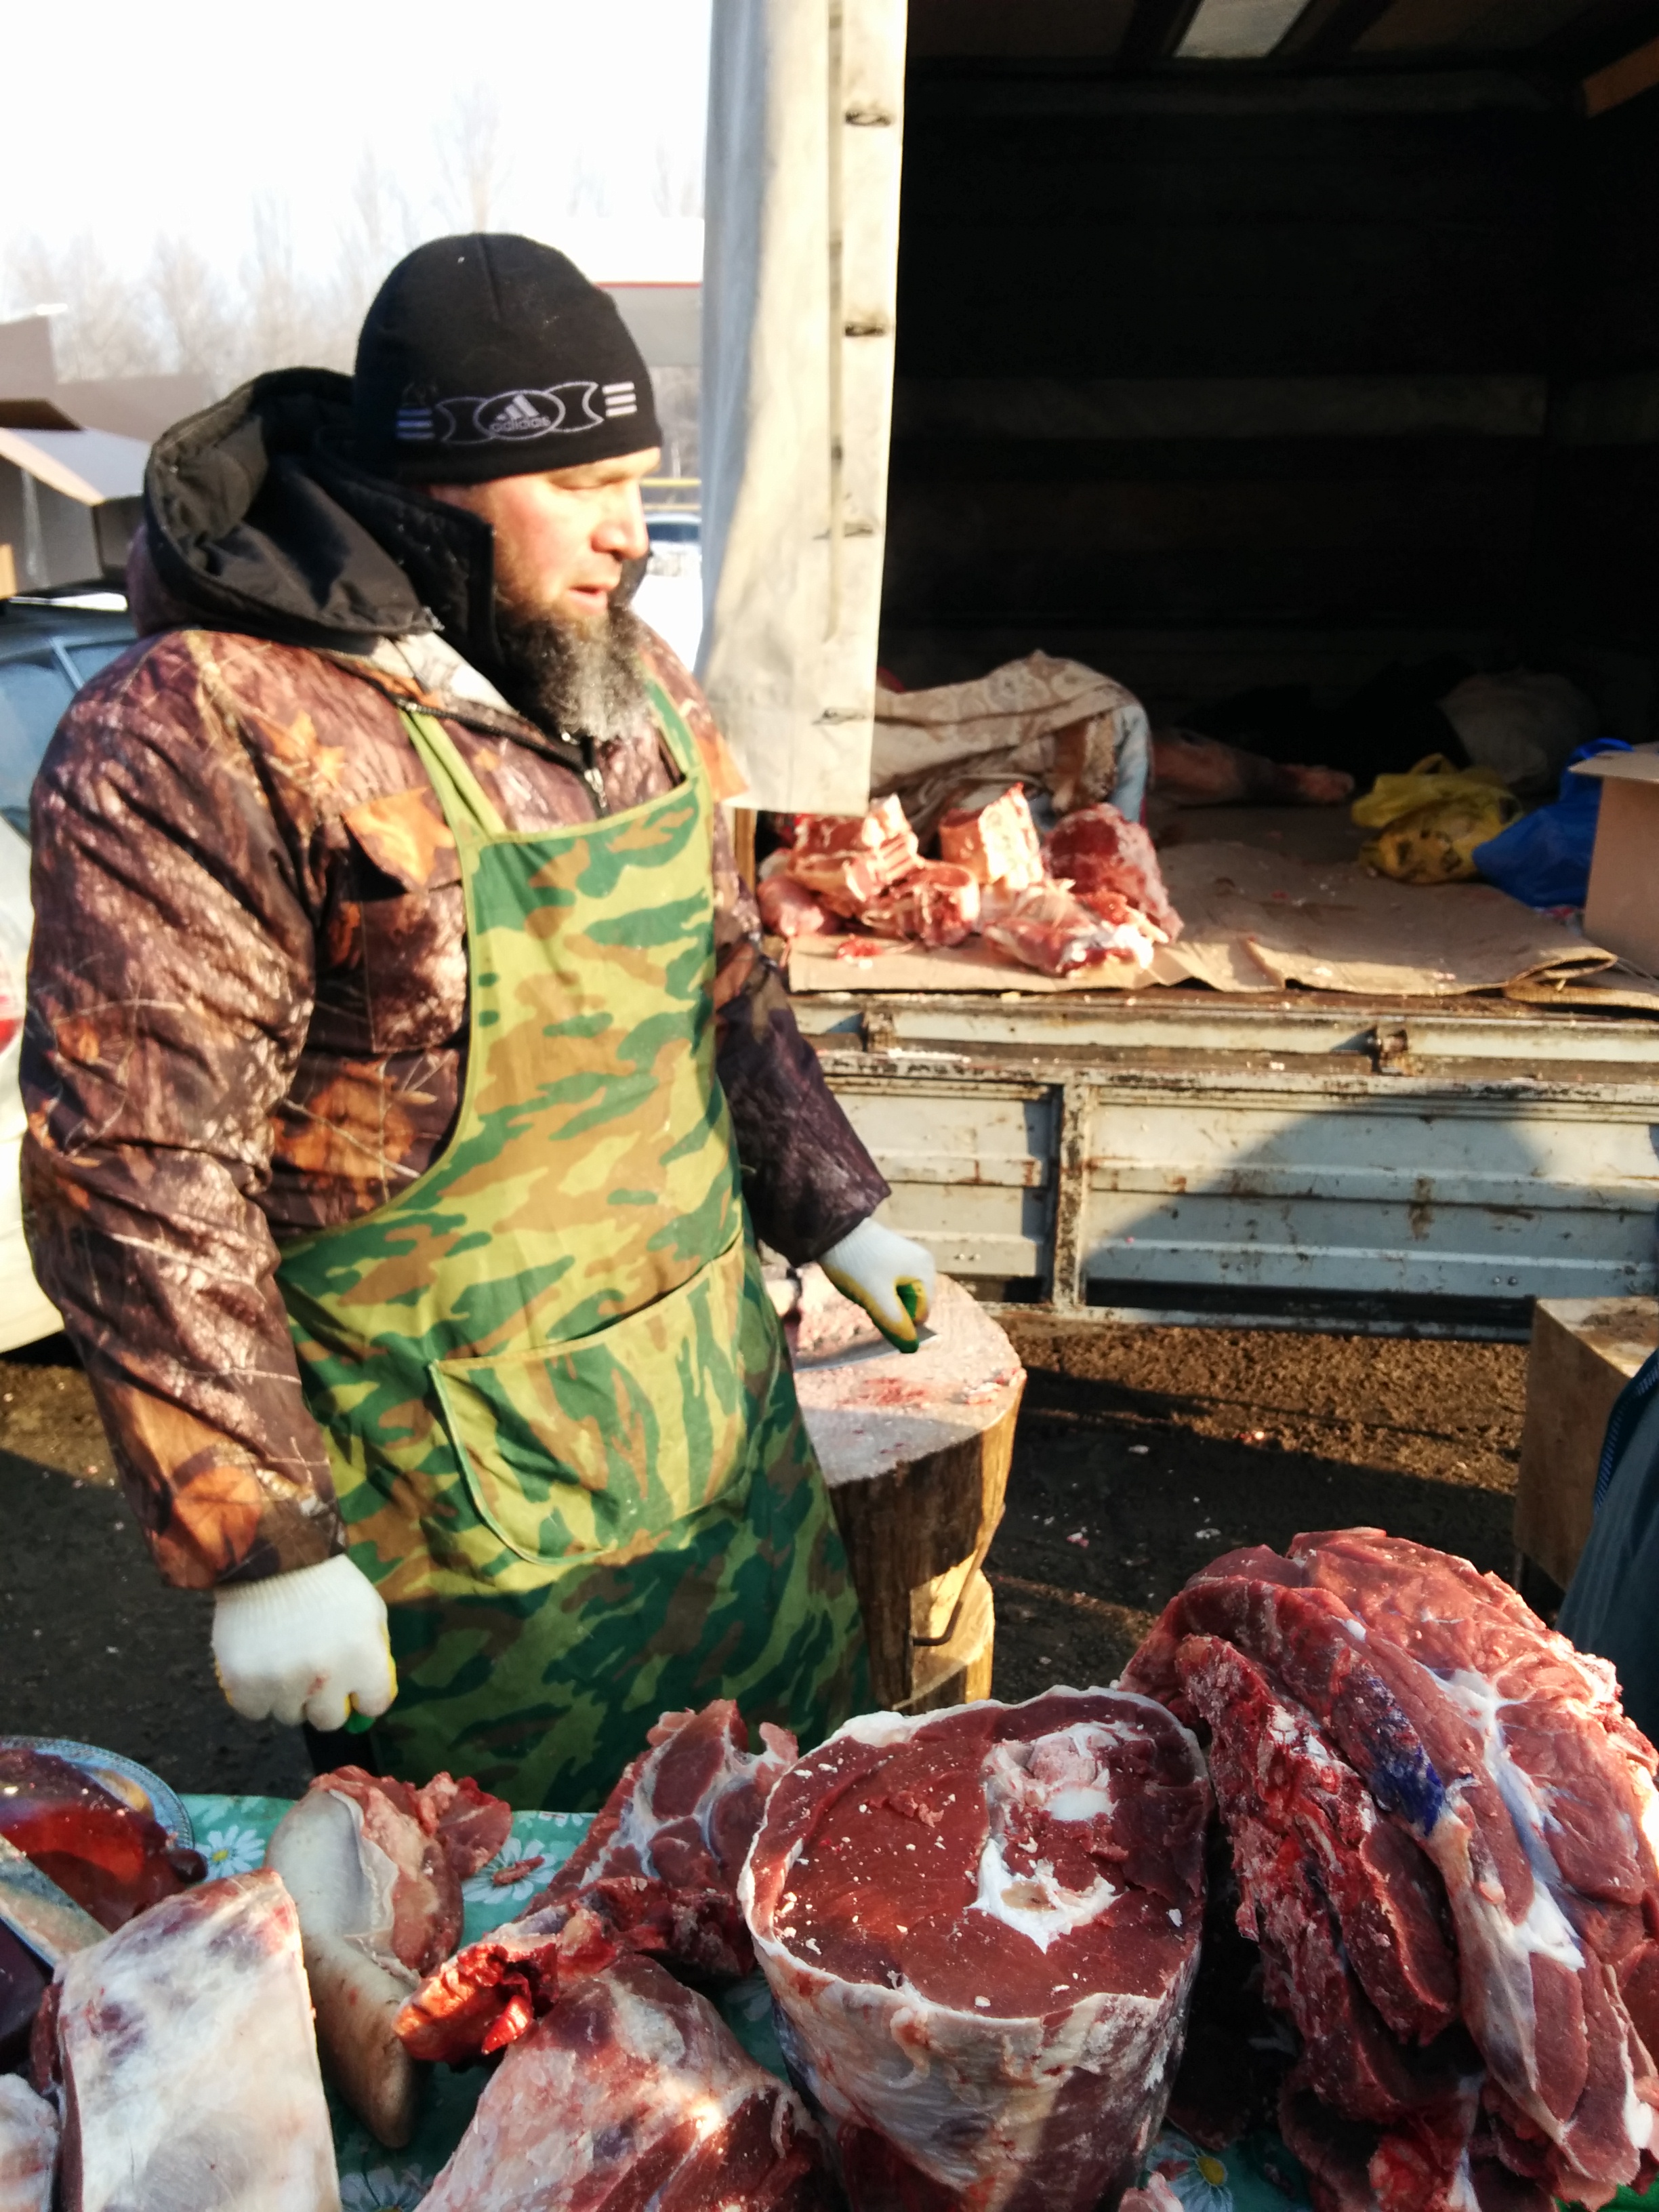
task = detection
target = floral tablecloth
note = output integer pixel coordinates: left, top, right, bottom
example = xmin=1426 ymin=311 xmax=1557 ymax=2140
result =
xmin=179 ymin=1794 xmax=1308 ymax=2211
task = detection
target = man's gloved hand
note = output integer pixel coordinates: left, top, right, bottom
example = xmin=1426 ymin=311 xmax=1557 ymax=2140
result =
xmin=211 ymin=1555 xmax=397 ymax=1732
xmin=819 ymin=1216 xmax=937 ymax=1353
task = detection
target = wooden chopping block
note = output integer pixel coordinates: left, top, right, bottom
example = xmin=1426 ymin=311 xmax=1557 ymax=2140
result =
xmin=786 ymin=1269 xmax=1025 ymax=1712
xmin=1515 ymin=1297 xmax=1659 ymax=1597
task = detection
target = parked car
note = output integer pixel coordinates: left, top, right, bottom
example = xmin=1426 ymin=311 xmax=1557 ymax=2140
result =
xmin=0 ymin=594 xmax=136 ymax=1351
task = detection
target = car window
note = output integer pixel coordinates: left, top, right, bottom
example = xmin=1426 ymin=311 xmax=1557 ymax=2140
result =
xmin=65 ymin=640 xmax=127 ymax=686
xmin=0 ymin=657 xmax=76 ymax=836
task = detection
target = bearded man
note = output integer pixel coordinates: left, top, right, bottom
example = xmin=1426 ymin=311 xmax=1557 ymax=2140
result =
xmin=22 ymin=235 xmax=934 ymax=1806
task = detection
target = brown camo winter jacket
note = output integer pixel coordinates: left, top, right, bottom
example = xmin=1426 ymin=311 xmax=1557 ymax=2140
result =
xmin=22 ymin=619 xmax=888 ymax=1590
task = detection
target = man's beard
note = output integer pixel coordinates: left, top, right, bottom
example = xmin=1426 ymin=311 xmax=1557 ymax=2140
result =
xmin=493 ymin=558 xmax=653 ymax=744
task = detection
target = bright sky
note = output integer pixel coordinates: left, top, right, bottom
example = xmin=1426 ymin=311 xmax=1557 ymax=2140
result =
xmin=3 ymin=0 xmax=710 ymax=298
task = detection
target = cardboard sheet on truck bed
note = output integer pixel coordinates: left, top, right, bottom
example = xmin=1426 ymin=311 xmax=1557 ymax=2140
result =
xmin=785 ymin=840 xmax=1616 ymax=1000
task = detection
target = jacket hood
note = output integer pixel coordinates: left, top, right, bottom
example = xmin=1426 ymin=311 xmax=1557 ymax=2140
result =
xmin=142 ymin=368 xmax=503 ymax=672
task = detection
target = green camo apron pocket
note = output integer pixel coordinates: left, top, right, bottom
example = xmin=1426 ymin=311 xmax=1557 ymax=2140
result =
xmin=430 ymin=1235 xmax=752 ymax=1563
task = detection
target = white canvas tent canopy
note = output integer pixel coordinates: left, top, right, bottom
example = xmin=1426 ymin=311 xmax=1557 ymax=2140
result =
xmin=699 ymin=0 xmax=907 ymax=813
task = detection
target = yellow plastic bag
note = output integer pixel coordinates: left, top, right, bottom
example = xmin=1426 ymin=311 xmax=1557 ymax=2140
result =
xmin=1351 ymin=755 xmax=1521 ymax=884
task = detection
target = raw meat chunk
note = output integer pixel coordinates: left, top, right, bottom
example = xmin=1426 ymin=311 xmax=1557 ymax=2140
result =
xmin=759 ymin=859 xmax=832 ymax=939
xmin=740 ymin=1689 xmax=1210 ymax=2212
xmin=1122 ymin=1530 xmax=1659 ymax=2210
xmin=54 ymin=1869 xmax=340 ymax=2211
xmin=939 ymin=786 xmax=1045 ymax=890
xmin=787 ymin=798 xmax=922 ymax=916
xmin=1042 ymin=805 xmax=1182 ymax=941
xmin=0 ymin=1745 xmax=204 ymax=1932
xmin=548 ymin=1700 xmax=796 ymax=1905
xmin=980 ymin=880 xmax=1164 ymax=977
xmin=417 ymin=1952 xmax=832 ymax=2212
xmin=861 ymin=863 xmax=981 ymax=946
xmin=399 ymin=1701 xmax=795 ymax=2065
xmin=0 ymin=2076 xmax=56 ymax=2212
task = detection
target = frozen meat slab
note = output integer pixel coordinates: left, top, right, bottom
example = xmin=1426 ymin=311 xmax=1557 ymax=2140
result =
xmin=741 ymin=1689 xmax=1210 ymax=2212
xmin=418 ymin=1952 xmax=832 ymax=2212
xmin=55 ymin=1869 xmax=340 ymax=2212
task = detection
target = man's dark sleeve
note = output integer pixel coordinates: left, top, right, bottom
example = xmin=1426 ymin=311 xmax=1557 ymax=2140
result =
xmin=22 ymin=635 xmax=344 ymax=1590
xmin=716 ymin=950 xmax=890 ymax=1263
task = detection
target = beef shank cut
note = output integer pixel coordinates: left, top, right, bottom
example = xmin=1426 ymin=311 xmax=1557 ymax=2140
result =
xmin=740 ymin=1689 xmax=1210 ymax=2212
xmin=416 ymin=1952 xmax=832 ymax=2212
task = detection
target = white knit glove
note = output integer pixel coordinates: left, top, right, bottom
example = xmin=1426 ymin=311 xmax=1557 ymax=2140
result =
xmin=819 ymin=1217 xmax=937 ymax=1353
xmin=212 ymin=1555 xmax=397 ymax=1732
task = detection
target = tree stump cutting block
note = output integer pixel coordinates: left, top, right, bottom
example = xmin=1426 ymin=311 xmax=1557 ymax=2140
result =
xmin=783 ymin=1269 xmax=1025 ymax=1713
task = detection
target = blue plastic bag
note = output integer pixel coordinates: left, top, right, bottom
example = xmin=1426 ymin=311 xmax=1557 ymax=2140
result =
xmin=1472 ymin=737 xmax=1631 ymax=909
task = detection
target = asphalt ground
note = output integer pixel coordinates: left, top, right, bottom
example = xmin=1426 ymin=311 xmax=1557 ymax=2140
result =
xmin=0 ymin=1324 xmax=1525 ymax=1799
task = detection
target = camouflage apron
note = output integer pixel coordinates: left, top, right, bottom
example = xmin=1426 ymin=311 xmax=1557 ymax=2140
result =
xmin=275 ymin=686 xmax=866 ymax=1808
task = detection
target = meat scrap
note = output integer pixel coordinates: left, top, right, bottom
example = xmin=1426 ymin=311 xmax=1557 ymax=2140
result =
xmin=264 ymin=1765 xmax=512 ymax=2145
xmin=981 ymin=880 xmax=1166 ymax=977
xmin=398 ymin=1700 xmax=796 ymax=2066
xmin=1122 ymin=1528 xmax=1659 ymax=2212
xmin=740 ymin=1689 xmax=1210 ymax=2212
xmin=939 ymin=783 xmax=1045 ymax=890
xmin=861 ymin=862 xmax=981 ymax=947
xmin=418 ymin=1952 xmax=833 ymax=2212
xmin=54 ymin=1869 xmax=340 ymax=2211
xmin=1043 ymin=804 xmax=1182 ymax=942
xmin=0 ymin=2075 xmax=56 ymax=2212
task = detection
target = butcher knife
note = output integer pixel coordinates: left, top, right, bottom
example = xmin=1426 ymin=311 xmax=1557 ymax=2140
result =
xmin=0 ymin=1830 xmax=106 ymax=1966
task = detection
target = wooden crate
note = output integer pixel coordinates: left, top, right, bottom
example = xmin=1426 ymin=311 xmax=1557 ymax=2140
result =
xmin=1515 ymin=1297 xmax=1659 ymax=1597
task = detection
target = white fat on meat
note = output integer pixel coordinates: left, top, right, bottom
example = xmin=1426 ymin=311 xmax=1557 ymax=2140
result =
xmin=55 ymin=1870 xmax=340 ymax=2212
xmin=1435 ymin=1670 xmax=1584 ymax=1976
xmin=972 ymin=1728 xmax=1124 ymax=1954
xmin=0 ymin=2076 xmax=57 ymax=2212
xmin=266 ymin=1784 xmax=403 ymax=1959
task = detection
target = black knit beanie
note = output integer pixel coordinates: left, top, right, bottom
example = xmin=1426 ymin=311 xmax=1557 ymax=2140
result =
xmin=352 ymin=233 xmax=661 ymax=483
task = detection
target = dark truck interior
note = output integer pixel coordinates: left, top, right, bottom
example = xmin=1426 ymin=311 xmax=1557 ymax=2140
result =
xmin=880 ymin=0 xmax=1659 ymax=805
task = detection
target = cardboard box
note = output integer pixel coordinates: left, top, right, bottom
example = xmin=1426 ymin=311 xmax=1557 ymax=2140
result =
xmin=1576 ymin=747 xmax=1659 ymax=974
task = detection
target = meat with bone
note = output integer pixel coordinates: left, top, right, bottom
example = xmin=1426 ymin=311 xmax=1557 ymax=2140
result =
xmin=54 ymin=1869 xmax=340 ymax=2211
xmin=786 ymin=798 xmax=922 ymax=916
xmin=1122 ymin=1528 xmax=1659 ymax=2211
xmin=939 ymin=785 xmax=1045 ymax=890
xmin=979 ymin=880 xmax=1165 ymax=977
xmin=417 ymin=1952 xmax=833 ymax=2212
xmin=860 ymin=862 xmax=981 ymax=947
xmin=739 ymin=1688 xmax=1210 ymax=2212
xmin=1042 ymin=804 xmax=1182 ymax=943
xmin=0 ymin=2076 xmax=56 ymax=2212
xmin=398 ymin=1700 xmax=795 ymax=2065
xmin=265 ymin=1766 xmax=508 ymax=2144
